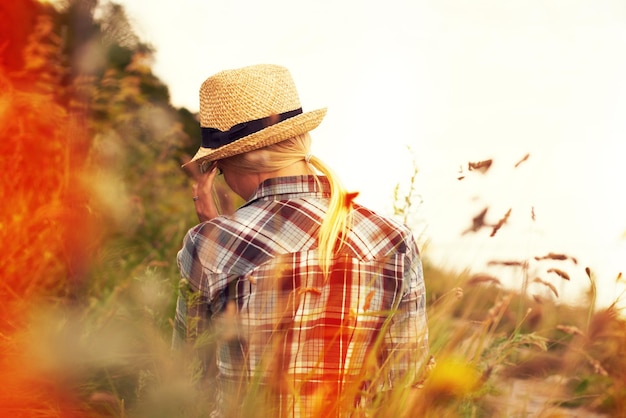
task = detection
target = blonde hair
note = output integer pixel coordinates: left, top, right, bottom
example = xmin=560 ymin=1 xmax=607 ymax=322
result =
xmin=220 ymin=133 xmax=352 ymax=277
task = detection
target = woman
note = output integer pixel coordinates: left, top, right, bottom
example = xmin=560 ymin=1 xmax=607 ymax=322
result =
xmin=174 ymin=64 xmax=428 ymax=417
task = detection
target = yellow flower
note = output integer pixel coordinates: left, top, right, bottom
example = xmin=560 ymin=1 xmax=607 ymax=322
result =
xmin=425 ymin=357 xmax=481 ymax=398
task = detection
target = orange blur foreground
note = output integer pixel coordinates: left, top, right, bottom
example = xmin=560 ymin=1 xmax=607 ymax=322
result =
xmin=1 ymin=2 xmax=101 ymax=416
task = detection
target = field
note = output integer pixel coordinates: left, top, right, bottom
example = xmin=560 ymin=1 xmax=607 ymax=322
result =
xmin=2 ymin=1 xmax=625 ymax=416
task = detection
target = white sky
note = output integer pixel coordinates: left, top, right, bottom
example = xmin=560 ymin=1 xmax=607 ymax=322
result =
xmin=115 ymin=0 xmax=626 ymax=309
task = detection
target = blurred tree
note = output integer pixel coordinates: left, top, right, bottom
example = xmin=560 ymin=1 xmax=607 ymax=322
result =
xmin=0 ymin=1 xmax=102 ymax=415
xmin=45 ymin=0 xmax=240 ymax=292
xmin=2 ymin=0 xmax=225 ymax=295
xmin=0 ymin=0 xmax=43 ymax=71
xmin=99 ymin=2 xmax=140 ymax=49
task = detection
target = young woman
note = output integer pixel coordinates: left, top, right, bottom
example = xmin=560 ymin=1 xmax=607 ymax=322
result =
xmin=174 ymin=64 xmax=428 ymax=417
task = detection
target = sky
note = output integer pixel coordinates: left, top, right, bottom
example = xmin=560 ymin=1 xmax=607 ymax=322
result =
xmin=114 ymin=0 xmax=626 ymax=309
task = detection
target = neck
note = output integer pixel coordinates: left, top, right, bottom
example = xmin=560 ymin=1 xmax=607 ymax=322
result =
xmin=258 ymin=160 xmax=312 ymax=183
xmin=236 ymin=161 xmax=313 ymax=200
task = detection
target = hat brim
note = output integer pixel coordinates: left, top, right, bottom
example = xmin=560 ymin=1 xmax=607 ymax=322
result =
xmin=184 ymin=108 xmax=327 ymax=167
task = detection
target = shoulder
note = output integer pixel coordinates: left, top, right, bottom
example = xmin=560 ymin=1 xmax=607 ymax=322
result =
xmin=180 ymin=212 xmax=269 ymax=276
xmin=182 ymin=198 xmax=322 ymax=273
xmin=352 ymin=204 xmax=414 ymax=239
xmin=346 ymin=204 xmax=418 ymax=259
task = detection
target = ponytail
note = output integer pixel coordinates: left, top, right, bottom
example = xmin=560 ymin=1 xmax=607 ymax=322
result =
xmin=306 ymin=154 xmax=352 ymax=279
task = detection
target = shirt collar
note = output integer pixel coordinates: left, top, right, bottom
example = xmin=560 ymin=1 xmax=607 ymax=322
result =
xmin=245 ymin=175 xmax=331 ymax=205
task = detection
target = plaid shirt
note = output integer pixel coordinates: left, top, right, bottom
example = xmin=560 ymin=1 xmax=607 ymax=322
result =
xmin=174 ymin=175 xmax=428 ymax=417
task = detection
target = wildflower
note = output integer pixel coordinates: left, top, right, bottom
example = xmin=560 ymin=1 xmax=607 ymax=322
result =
xmin=424 ymin=357 xmax=481 ymax=399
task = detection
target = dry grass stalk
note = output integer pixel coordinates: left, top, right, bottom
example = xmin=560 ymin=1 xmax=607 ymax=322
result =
xmin=534 ymin=252 xmax=578 ymax=264
xmin=514 ymin=153 xmax=530 ymax=168
xmin=532 ymin=277 xmax=559 ymax=298
xmin=588 ymin=357 xmax=609 ymax=376
xmin=468 ymin=159 xmax=493 ymax=173
xmin=436 ymin=287 xmax=464 ymax=303
xmin=486 ymin=294 xmax=513 ymax=326
xmin=490 ymin=208 xmax=511 ymax=237
xmin=462 ymin=207 xmax=489 ymax=234
xmin=467 ymin=274 xmax=501 ymax=286
xmin=547 ymin=268 xmax=570 ymax=281
xmin=487 ymin=260 xmax=527 ymax=268
xmin=556 ymin=324 xmax=585 ymax=338
xmin=297 ymin=287 xmax=322 ymax=296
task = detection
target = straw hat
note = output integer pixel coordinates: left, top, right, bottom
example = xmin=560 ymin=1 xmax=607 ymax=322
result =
xmin=185 ymin=64 xmax=327 ymax=166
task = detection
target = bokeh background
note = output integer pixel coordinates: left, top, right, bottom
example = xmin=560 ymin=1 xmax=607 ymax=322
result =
xmin=1 ymin=0 xmax=625 ymax=417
